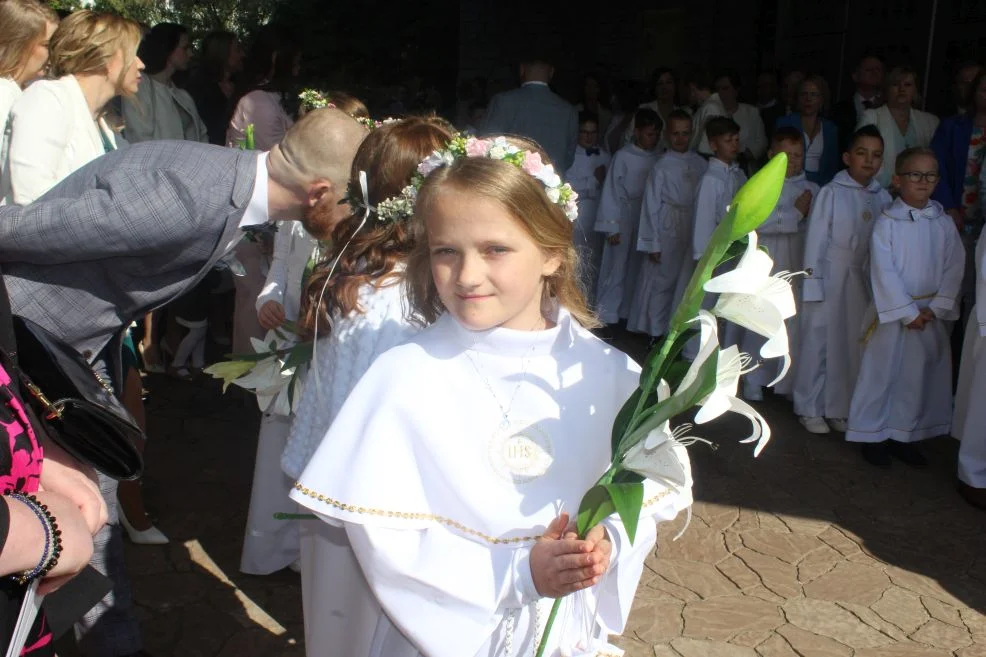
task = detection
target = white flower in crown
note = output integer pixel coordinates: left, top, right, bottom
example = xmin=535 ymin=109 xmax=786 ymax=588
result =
xmin=418 ymin=150 xmax=452 ymax=177
xmin=675 ymin=311 xmax=770 ymax=456
xmin=703 ymin=231 xmax=798 ymax=385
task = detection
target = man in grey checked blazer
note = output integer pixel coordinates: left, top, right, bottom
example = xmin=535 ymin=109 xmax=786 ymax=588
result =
xmin=0 ymin=107 xmax=365 ymax=657
xmin=482 ymin=57 xmax=578 ymax=173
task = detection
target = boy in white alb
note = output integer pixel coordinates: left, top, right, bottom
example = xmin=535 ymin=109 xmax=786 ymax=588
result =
xmin=794 ymin=126 xmax=892 ymax=434
xmin=628 ymin=110 xmax=707 ymax=338
xmin=692 ymin=116 xmax=747 ymax=260
xmin=595 ymin=108 xmax=661 ymax=326
xmin=847 ymin=148 xmax=964 ymax=467
xmin=740 ymin=127 xmax=818 ymax=400
xmin=566 ymin=112 xmax=611 ymax=302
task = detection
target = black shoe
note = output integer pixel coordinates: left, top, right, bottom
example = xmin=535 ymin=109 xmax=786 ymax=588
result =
xmin=958 ymin=481 xmax=986 ymax=511
xmin=886 ymin=441 xmax=928 ymax=468
xmin=861 ymin=442 xmax=891 ymax=468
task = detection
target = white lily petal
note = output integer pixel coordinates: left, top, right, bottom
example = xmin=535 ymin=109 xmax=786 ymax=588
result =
xmin=704 ymin=249 xmax=774 ymax=293
xmin=713 ymin=292 xmax=786 ymax=339
xmin=766 ymin=353 xmax=791 ymax=388
xmin=249 ymin=336 xmax=271 ymax=354
xmin=676 ymin=311 xmax=719 ymax=393
xmin=623 ymin=436 xmax=690 ymax=490
xmin=725 ymin=396 xmax=771 ymax=456
xmin=694 ymin=389 xmax=731 ymax=424
xmin=657 ymin=378 xmax=671 ymax=402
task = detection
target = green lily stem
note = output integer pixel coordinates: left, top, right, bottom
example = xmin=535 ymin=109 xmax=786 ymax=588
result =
xmin=534 ymin=464 xmax=616 ymax=657
xmin=534 ymin=600 xmax=562 ymax=657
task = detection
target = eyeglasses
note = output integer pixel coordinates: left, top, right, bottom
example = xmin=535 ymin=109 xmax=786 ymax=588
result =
xmin=899 ymin=171 xmax=940 ymax=183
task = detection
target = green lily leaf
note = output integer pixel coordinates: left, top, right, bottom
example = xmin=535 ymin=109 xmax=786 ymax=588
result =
xmin=575 ymin=482 xmax=645 ymax=544
xmin=611 ymin=388 xmax=645 ymax=458
xmin=282 ymin=341 xmax=314 ymax=372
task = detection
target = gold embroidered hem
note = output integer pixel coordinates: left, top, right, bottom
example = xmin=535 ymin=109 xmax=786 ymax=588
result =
xmin=292 ymin=481 xmax=674 ymax=545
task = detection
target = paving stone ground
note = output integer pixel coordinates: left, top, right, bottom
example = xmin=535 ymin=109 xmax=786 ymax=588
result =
xmin=59 ymin=348 xmax=986 ymax=657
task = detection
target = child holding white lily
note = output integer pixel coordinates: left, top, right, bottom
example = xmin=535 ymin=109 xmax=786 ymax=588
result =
xmin=739 ymin=127 xmax=818 ymax=401
xmin=847 ymin=148 xmax=963 ymax=467
xmin=628 ymin=109 xmax=707 ymax=339
xmin=595 ymin=107 xmax=662 ymax=329
xmin=794 ymin=125 xmax=892 ymax=434
xmin=292 ymin=135 xmax=692 ymax=657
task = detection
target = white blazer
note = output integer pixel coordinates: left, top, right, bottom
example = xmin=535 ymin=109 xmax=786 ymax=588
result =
xmin=0 ymin=77 xmax=22 ymax=181
xmin=1 ymin=75 xmax=116 ymax=204
xmin=255 ymin=222 xmax=319 ymax=321
xmin=122 ymin=76 xmax=208 ymax=143
xmin=857 ymin=105 xmax=940 ymax=188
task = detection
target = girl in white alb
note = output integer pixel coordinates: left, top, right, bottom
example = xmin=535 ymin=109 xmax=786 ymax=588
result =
xmin=293 ymin=135 xmax=691 ymax=657
xmin=284 ymin=117 xmax=455 ymax=657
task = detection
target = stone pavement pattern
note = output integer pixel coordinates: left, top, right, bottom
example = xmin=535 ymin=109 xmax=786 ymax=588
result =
xmin=61 ymin=367 xmax=986 ymax=657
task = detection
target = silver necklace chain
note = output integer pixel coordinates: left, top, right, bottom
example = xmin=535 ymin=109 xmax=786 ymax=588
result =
xmin=461 ymin=316 xmax=545 ymax=428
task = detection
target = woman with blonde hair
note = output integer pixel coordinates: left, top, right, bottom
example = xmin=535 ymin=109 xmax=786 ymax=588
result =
xmin=0 ymin=0 xmax=58 ymax=173
xmin=1 ymin=9 xmax=143 ymax=204
xmin=857 ymin=64 xmax=940 ymax=188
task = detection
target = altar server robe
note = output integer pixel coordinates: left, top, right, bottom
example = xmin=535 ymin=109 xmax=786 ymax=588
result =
xmin=692 ymin=158 xmax=747 ymax=260
xmin=628 ymin=150 xmax=707 ymax=336
xmin=292 ymin=308 xmax=692 ymax=657
xmin=847 ymin=199 xmax=963 ymax=443
xmin=566 ymin=145 xmax=612 ymax=302
xmin=742 ymin=173 xmax=818 ymax=393
xmin=793 ymin=171 xmax=892 ymax=419
xmin=594 ymin=144 xmax=659 ymax=323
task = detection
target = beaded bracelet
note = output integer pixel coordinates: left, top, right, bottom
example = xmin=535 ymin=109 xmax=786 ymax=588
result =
xmin=5 ymin=492 xmax=62 ymax=585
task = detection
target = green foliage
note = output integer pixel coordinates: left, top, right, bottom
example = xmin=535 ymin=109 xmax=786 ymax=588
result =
xmin=49 ymin=0 xmax=276 ymax=37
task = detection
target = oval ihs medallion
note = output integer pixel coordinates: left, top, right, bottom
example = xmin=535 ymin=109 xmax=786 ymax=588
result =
xmin=862 ymin=210 xmax=873 ymax=222
xmin=487 ymin=420 xmax=554 ymax=485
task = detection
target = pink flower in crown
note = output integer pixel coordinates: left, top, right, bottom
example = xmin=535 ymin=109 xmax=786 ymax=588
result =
xmin=465 ymin=138 xmax=493 ymax=158
xmin=522 ymin=151 xmax=545 ymax=176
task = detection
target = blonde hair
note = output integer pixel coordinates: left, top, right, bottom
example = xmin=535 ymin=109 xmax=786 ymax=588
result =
xmin=48 ymin=10 xmax=141 ymax=89
xmin=0 ymin=0 xmax=57 ymax=80
xmin=407 ymin=136 xmax=599 ymax=329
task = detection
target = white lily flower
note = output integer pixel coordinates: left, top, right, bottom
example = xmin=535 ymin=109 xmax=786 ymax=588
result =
xmin=703 ymin=231 xmax=797 ymax=386
xmin=673 ymin=312 xmax=771 ymax=456
xmin=695 ymin=345 xmax=770 ymax=456
xmin=623 ymin=421 xmax=695 ymax=490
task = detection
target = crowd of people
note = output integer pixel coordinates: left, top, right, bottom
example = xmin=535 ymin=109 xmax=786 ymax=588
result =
xmin=0 ymin=1 xmax=983 ymax=656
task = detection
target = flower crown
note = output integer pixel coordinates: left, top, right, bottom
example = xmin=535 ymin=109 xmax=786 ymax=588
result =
xmin=411 ymin=136 xmax=579 ymax=221
xmin=298 ymin=89 xmax=382 ymax=130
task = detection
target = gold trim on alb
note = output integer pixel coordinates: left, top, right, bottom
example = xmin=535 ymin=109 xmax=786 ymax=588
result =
xmin=292 ymin=482 xmax=673 ymax=545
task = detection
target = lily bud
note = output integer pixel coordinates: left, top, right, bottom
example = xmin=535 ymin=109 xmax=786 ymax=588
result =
xmin=728 ymin=152 xmax=787 ymax=240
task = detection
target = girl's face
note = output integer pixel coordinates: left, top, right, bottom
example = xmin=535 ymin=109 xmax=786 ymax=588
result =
xmin=18 ymin=21 xmax=57 ymax=85
xmin=425 ymin=186 xmax=561 ymax=332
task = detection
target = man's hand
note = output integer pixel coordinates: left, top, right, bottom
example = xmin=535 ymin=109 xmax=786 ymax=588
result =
xmin=607 ymin=234 xmax=621 ymax=246
xmin=258 ymin=300 xmax=286 ymax=330
xmin=648 ymin=252 xmax=662 ymax=264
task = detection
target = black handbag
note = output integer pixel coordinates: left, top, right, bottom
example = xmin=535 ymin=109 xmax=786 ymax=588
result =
xmin=10 ymin=315 xmax=143 ymax=481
